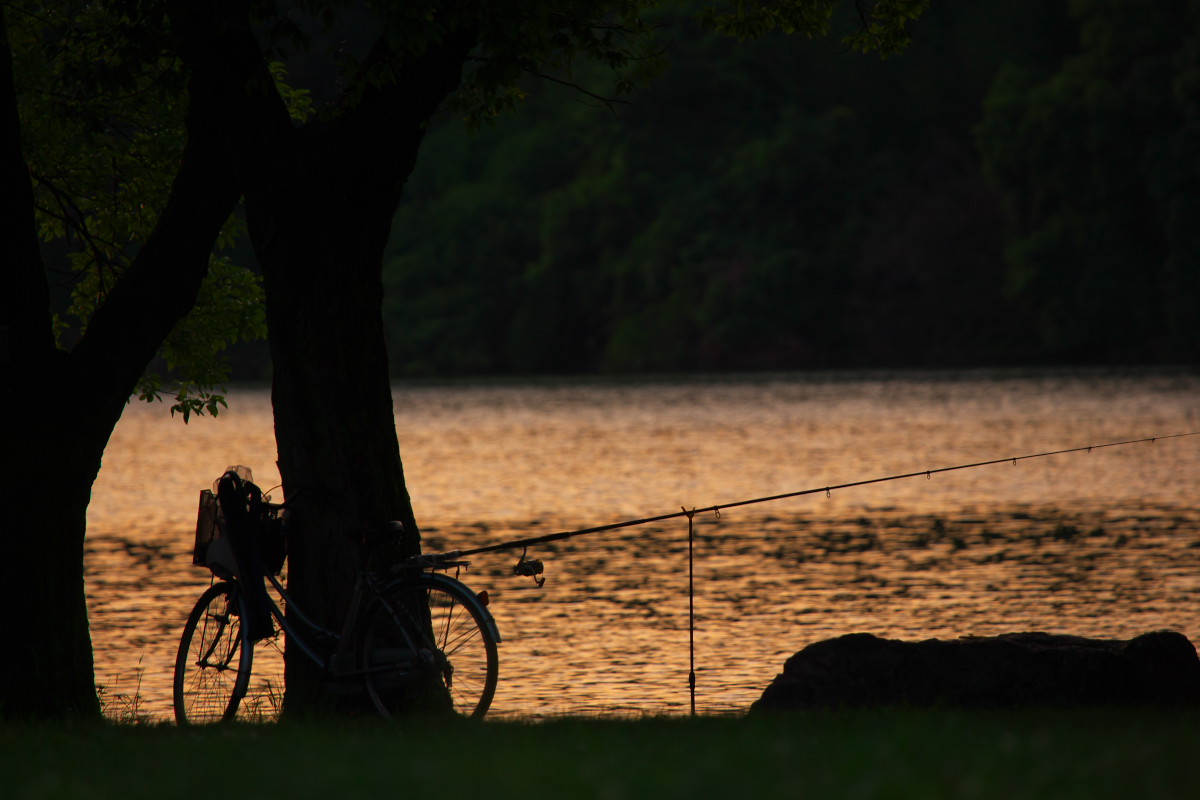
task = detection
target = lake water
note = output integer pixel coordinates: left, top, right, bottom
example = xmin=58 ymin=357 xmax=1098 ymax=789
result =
xmin=86 ymin=368 xmax=1200 ymax=721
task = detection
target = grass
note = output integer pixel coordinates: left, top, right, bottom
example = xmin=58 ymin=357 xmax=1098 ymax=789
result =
xmin=95 ymin=658 xmax=153 ymax=726
xmin=3 ymin=708 xmax=1199 ymax=799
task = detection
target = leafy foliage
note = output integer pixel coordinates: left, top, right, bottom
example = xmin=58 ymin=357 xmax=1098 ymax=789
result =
xmin=8 ymin=0 xmax=268 ymax=418
xmin=383 ymin=0 xmax=1111 ymax=375
xmin=976 ymin=0 xmax=1200 ymax=362
xmin=698 ymin=0 xmax=926 ymax=54
xmin=146 ymin=257 xmax=268 ymax=420
xmin=243 ymin=1 xmax=927 ymax=126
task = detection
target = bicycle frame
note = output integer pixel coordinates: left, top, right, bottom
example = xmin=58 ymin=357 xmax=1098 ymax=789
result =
xmin=258 ymin=571 xmax=352 ymax=671
xmin=179 ymin=472 xmax=502 ymax=723
xmin=246 ymin=567 xmax=500 ymax=682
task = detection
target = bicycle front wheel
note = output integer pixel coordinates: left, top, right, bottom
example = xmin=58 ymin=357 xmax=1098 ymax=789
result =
xmin=173 ymin=582 xmax=252 ymax=724
xmin=359 ymin=575 xmax=498 ymax=719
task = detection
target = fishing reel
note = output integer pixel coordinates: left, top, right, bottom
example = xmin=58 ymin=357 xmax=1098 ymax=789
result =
xmin=514 ymin=547 xmax=545 ymax=588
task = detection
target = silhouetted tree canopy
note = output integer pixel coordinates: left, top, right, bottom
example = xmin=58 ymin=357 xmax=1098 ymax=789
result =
xmin=977 ymin=0 xmax=1200 ymax=363
xmin=378 ymin=0 xmax=1196 ymax=376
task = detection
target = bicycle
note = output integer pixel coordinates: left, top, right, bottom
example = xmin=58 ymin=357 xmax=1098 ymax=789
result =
xmin=173 ymin=467 xmax=501 ymax=724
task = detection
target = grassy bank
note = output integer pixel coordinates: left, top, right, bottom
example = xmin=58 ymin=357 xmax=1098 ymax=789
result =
xmin=4 ymin=709 xmax=1198 ymax=799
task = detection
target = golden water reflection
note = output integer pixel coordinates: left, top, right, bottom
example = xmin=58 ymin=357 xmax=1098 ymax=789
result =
xmin=87 ymin=369 xmax=1200 ymax=720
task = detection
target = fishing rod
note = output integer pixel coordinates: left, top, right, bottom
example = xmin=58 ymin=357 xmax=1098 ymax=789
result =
xmin=457 ymin=430 xmax=1200 ymax=560
xmin=456 ymin=428 xmax=1199 ymax=718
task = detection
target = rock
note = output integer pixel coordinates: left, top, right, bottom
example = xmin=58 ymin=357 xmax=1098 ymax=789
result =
xmin=750 ymin=630 xmax=1200 ymax=712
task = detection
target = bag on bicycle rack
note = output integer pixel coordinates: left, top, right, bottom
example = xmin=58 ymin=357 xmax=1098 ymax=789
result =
xmin=192 ymin=489 xmax=235 ymax=577
xmin=192 ymin=470 xmax=287 ymax=576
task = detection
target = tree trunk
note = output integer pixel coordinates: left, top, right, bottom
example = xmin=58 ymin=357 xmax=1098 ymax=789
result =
xmin=3 ymin=6 xmax=96 ymax=719
xmin=249 ymin=82 xmax=470 ymax=713
xmin=254 ymin=174 xmax=420 ymax=711
xmin=4 ymin=418 xmax=104 ymax=719
xmin=168 ymin=0 xmax=477 ymax=715
xmin=1 ymin=3 xmax=240 ymax=718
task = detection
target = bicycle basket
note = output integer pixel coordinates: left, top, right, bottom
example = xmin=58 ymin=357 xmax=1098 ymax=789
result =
xmin=192 ymin=489 xmax=221 ymax=567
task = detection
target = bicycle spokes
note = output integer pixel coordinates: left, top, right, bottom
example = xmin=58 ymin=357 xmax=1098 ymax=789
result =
xmin=196 ymin=610 xmax=240 ymax=670
xmin=360 ymin=576 xmax=497 ymax=718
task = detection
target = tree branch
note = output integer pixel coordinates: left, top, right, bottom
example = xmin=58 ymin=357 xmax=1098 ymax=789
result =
xmin=70 ymin=69 xmax=242 ymax=418
xmin=531 ymin=69 xmax=633 ymax=112
xmin=31 ymin=170 xmax=132 ymax=275
xmin=167 ymin=0 xmax=296 ymax=195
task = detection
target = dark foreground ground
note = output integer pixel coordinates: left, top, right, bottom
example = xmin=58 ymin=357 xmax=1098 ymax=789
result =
xmin=5 ymin=709 xmax=1198 ymax=799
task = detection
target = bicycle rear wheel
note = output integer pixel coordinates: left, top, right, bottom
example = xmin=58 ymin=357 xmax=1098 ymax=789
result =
xmin=173 ymin=582 xmax=253 ymax=724
xmin=359 ymin=575 xmax=498 ymax=719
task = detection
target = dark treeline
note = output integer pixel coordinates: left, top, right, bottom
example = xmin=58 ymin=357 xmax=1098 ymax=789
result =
xmin=364 ymin=0 xmax=1196 ymax=377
